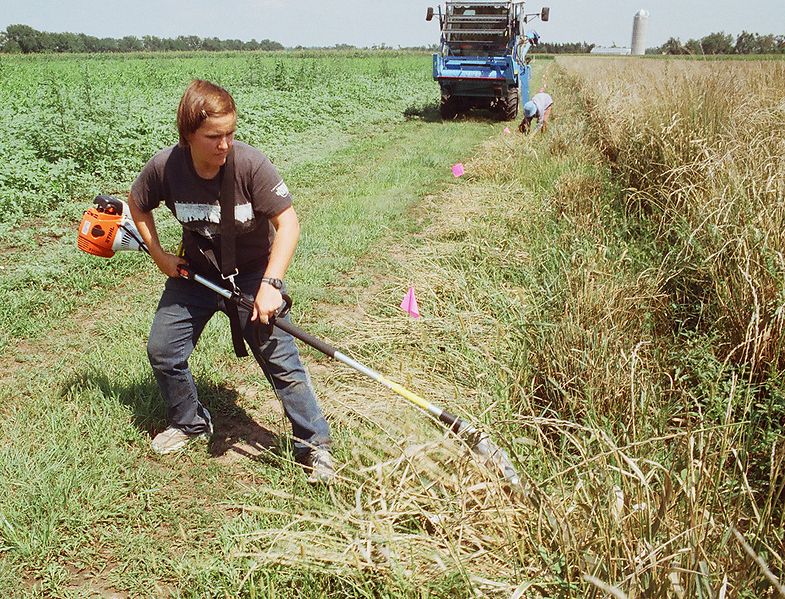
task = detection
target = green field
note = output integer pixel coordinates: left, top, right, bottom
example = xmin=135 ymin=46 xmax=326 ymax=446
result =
xmin=1 ymin=51 xmax=784 ymax=598
xmin=0 ymin=51 xmax=436 ymax=230
xmin=0 ymin=50 xmax=522 ymax=597
xmin=0 ymin=51 xmax=441 ymax=353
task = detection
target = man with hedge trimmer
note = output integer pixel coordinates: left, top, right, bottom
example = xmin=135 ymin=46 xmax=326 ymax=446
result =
xmin=128 ymin=79 xmax=335 ymax=483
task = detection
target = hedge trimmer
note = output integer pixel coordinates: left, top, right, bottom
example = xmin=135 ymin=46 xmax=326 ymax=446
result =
xmin=77 ymin=195 xmax=522 ymax=487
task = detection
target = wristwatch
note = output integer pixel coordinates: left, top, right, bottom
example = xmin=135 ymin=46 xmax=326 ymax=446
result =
xmin=261 ymin=277 xmax=284 ymax=290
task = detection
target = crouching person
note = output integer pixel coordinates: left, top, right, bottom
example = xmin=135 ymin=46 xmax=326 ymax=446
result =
xmin=518 ymin=89 xmax=553 ymax=134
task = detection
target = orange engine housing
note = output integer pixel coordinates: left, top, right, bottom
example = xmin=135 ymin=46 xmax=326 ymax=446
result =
xmin=77 ymin=207 xmax=123 ymax=258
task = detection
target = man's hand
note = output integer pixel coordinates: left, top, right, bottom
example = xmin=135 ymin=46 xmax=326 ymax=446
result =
xmin=253 ymin=205 xmax=299 ymax=323
xmin=152 ymin=251 xmax=187 ymax=278
xmin=253 ymin=282 xmax=283 ymax=324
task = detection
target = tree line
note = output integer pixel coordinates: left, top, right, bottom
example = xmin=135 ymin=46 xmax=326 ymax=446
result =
xmin=0 ymin=24 xmax=284 ymax=53
xmin=2 ymin=23 xmax=782 ymax=56
xmin=648 ymin=31 xmax=785 ymax=55
xmin=530 ymin=41 xmax=595 ymax=54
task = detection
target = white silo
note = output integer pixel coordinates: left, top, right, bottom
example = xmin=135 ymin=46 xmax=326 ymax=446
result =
xmin=631 ymin=9 xmax=649 ymax=55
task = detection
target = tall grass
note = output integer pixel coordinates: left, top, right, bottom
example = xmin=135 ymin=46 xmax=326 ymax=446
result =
xmin=536 ymin=56 xmax=785 ymax=596
xmin=234 ymin=60 xmax=785 ymax=596
xmin=562 ymin=58 xmax=785 ymax=378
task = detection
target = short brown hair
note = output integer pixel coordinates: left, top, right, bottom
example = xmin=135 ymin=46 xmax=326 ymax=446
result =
xmin=176 ymin=80 xmax=236 ymax=146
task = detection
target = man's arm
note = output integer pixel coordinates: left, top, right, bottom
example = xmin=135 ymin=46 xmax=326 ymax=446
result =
xmin=253 ymin=205 xmax=300 ymax=324
xmin=128 ymin=193 xmax=185 ymax=278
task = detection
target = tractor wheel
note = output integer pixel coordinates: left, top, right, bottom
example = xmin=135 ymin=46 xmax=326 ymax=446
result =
xmin=498 ymin=89 xmax=519 ymax=120
xmin=440 ymin=95 xmax=459 ymax=120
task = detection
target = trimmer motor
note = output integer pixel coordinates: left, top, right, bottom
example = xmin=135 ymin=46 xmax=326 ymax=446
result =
xmin=77 ymin=195 xmax=145 ymax=257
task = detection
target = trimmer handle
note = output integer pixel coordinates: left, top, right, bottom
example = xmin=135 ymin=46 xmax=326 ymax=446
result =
xmin=176 ymin=263 xmax=292 ymax=318
xmin=239 ymin=290 xmax=292 ymax=321
xmin=274 ymin=293 xmax=292 ymax=320
xmin=93 ymin=195 xmax=125 ymax=215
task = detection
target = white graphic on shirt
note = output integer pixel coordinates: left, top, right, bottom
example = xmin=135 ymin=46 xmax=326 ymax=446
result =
xmin=174 ymin=202 xmax=254 ymax=224
xmin=272 ymin=180 xmax=290 ymax=198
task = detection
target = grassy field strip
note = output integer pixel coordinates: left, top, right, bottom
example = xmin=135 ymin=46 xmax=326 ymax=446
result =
xmin=259 ymin=66 xmax=598 ymax=596
xmin=0 ymin=106 xmax=507 ymax=596
xmin=205 ymin=63 xmax=638 ymax=597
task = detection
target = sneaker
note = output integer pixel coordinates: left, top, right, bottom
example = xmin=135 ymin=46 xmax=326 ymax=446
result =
xmin=306 ymin=448 xmax=336 ymax=484
xmin=151 ymin=426 xmax=210 ymax=455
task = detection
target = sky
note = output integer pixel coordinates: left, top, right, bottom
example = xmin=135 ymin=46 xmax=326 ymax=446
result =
xmin=0 ymin=0 xmax=783 ymax=49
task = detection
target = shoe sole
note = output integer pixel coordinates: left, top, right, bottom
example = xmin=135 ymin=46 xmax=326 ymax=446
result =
xmin=151 ymin=431 xmax=209 ymax=456
xmin=307 ymin=467 xmax=336 ymax=484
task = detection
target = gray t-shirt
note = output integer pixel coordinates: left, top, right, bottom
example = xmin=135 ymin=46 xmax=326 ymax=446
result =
xmin=531 ymin=92 xmax=553 ymax=129
xmin=131 ymin=141 xmax=292 ymax=273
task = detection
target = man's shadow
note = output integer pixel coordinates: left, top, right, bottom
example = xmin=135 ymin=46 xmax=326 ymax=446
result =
xmin=60 ymin=370 xmax=284 ymax=463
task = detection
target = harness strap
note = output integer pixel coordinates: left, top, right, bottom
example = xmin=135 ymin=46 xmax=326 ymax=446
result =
xmin=219 ymin=148 xmax=238 ymax=280
xmin=192 ymin=240 xmax=250 ymax=358
xmin=217 ymin=148 xmax=249 ymax=358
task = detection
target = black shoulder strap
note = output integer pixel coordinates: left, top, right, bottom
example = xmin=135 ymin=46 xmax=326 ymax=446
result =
xmin=217 ymin=148 xmax=249 ymax=358
xmin=219 ymin=147 xmax=237 ymax=278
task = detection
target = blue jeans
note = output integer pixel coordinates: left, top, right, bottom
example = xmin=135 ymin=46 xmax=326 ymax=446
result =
xmin=146 ymin=270 xmax=331 ymax=456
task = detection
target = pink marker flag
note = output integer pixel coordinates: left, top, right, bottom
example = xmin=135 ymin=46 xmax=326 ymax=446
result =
xmin=504 ymin=127 xmax=511 ymax=134
xmin=451 ymin=163 xmax=465 ymax=178
xmin=400 ymin=286 xmax=420 ymax=318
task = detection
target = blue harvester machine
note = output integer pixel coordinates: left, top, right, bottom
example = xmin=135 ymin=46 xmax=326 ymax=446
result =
xmin=426 ymin=1 xmax=549 ymax=119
